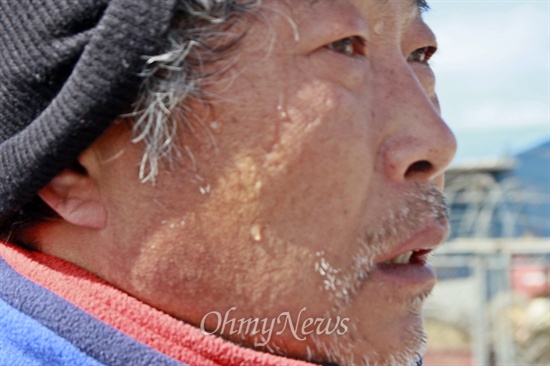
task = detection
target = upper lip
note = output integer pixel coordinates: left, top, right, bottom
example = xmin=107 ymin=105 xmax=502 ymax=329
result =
xmin=375 ymin=221 xmax=449 ymax=265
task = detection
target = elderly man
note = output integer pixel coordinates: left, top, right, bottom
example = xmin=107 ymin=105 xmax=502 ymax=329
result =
xmin=0 ymin=0 xmax=456 ymax=365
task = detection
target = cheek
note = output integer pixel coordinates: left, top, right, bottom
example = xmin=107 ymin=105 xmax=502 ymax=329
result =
xmin=252 ymin=82 xmax=376 ymax=263
xmin=284 ymin=80 xmax=374 ymax=180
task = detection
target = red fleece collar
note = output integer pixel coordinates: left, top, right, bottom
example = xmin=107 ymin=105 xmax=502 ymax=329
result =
xmin=0 ymin=242 xmax=315 ymax=366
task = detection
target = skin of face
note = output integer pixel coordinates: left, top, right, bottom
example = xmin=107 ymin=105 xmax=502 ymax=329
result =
xmin=32 ymin=0 xmax=457 ymax=365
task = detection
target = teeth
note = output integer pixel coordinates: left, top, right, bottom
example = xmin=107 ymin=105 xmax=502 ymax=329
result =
xmin=390 ymin=251 xmax=413 ymax=264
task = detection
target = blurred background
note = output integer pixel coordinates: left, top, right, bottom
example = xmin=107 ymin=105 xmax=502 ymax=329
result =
xmin=421 ymin=1 xmax=549 ymax=365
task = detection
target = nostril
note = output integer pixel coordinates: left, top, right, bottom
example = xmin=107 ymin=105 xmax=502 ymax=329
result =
xmin=405 ymin=160 xmax=432 ymax=178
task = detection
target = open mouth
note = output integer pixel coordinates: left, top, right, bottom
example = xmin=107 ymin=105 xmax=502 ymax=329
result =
xmin=366 ymin=224 xmax=447 ymax=289
xmin=381 ymin=249 xmax=432 ymax=265
xmin=374 ymin=222 xmax=448 ymax=268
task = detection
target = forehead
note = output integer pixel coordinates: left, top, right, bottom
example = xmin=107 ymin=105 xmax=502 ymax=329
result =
xmin=266 ymin=0 xmax=430 ymax=45
xmin=303 ymin=0 xmax=429 ymax=12
xmin=281 ymin=0 xmax=429 ymax=30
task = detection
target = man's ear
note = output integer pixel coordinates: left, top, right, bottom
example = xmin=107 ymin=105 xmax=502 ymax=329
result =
xmin=38 ymin=162 xmax=107 ymax=229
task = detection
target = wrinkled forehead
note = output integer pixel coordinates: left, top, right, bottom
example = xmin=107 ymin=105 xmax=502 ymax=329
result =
xmin=268 ymin=0 xmax=430 ymax=31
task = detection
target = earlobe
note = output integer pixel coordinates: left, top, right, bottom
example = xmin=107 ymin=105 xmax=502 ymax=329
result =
xmin=38 ymin=166 xmax=107 ymax=230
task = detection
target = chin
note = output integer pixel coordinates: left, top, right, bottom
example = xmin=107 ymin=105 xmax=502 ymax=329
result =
xmin=358 ymin=315 xmax=426 ymax=366
xmin=306 ymin=300 xmax=428 ymax=366
xmin=292 ymin=313 xmax=425 ymax=366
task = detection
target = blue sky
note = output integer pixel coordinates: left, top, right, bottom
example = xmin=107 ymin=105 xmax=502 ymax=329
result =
xmin=424 ymin=1 xmax=549 ymax=164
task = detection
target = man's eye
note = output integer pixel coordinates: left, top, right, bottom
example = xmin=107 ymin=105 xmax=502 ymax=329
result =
xmin=407 ymin=46 xmax=437 ymax=64
xmin=326 ymin=36 xmax=366 ymax=57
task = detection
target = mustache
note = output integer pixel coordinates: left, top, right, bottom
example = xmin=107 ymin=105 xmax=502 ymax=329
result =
xmin=365 ymin=183 xmax=449 ymax=243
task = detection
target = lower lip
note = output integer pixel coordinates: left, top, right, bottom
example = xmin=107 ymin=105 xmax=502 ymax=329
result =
xmin=371 ymin=262 xmax=437 ymax=289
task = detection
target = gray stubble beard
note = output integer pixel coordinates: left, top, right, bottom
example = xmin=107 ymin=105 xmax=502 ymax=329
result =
xmin=304 ymin=183 xmax=448 ymax=366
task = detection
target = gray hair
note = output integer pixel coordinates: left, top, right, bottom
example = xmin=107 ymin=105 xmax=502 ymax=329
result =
xmin=130 ymin=0 xmax=261 ymax=182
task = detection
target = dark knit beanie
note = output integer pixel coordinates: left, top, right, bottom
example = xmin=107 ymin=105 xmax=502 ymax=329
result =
xmin=0 ymin=0 xmax=178 ymax=223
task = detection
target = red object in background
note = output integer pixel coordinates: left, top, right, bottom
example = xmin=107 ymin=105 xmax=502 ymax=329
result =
xmin=511 ymin=256 xmax=550 ymax=298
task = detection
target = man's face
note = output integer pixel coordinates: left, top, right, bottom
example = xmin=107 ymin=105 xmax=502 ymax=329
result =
xmin=85 ymin=0 xmax=456 ymax=364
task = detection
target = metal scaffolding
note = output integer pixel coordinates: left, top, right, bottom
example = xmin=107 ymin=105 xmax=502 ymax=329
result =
xmin=445 ymin=158 xmax=549 ymax=239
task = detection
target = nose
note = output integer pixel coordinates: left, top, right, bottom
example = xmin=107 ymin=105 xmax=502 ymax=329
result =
xmin=375 ymin=60 xmax=457 ymax=184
